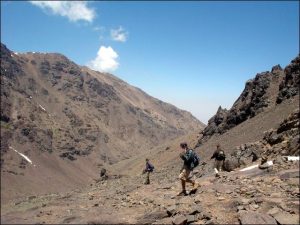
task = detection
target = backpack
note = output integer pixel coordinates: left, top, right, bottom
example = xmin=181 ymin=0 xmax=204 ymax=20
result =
xmin=217 ymin=150 xmax=225 ymax=160
xmin=147 ymin=163 xmax=154 ymax=172
xmin=189 ymin=149 xmax=200 ymax=169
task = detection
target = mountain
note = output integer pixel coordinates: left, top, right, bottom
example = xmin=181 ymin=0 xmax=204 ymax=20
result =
xmin=1 ymin=45 xmax=299 ymax=224
xmin=0 ymin=43 xmax=204 ymax=202
xmin=190 ymin=56 xmax=299 ymax=176
xmin=197 ymin=56 xmax=299 ymax=146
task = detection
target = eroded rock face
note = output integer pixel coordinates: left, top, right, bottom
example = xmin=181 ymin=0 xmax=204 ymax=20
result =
xmin=1 ymin=44 xmax=24 ymax=165
xmin=277 ymin=55 xmax=300 ymax=104
xmin=201 ymin=107 xmax=228 ymax=137
xmin=263 ymin=109 xmax=300 ymax=157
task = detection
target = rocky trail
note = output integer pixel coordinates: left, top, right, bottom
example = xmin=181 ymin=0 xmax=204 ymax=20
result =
xmin=1 ymin=157 xmax=299 ymax=224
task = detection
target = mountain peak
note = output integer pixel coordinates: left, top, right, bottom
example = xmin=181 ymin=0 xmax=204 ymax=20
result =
xmin=197 ymin=55 xmax=299 ymax=145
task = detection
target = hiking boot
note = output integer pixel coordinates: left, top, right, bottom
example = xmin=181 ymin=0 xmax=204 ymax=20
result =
xmin=189 ymin=183 xmax=198 ymax=194
xmin=177 ymin=190 xmax=188 ymax=196
xmin=191 ymin=182 xmax=198 ymax=191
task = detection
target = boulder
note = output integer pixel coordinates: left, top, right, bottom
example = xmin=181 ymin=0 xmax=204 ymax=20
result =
xmin=138 ymin=210 xmax=168 ymax=224
xmin=200 ymin=211 xmax=212 ymax=220
xmin=273 ymin=212 xmax=299 ymax=224
xmin=223 ymin=157 xmax=240 ymax=172
xmin=173 ymin=215 xmax=187 ymax=225
xmin=186 ymin=215 xmax=195 ymax=223
xmin=189 ymin=205 xmax=203 ymax=215
xmin=267 ymin=207 xmax=280 ymax=216
xmin=153 ymin=217 xmax=173 ymax=225
xmin=258 ymin=162 xmax=272 ymax=170
xmin=167 ymin=205 xmax=177 ymax=216
xmin=238 ymin=210 xmax=277 ymax=224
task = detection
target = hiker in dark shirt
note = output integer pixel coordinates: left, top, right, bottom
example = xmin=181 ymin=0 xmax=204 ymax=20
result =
xmin=177 ymin=142 xmax=198 ymax=196
xmin=143 ymin=158 xmax=154 ymax=185
xmin=211 ymin=144 xmax=226 ymax=177
xmin=249 ymin=150 xmax=259 ymax=162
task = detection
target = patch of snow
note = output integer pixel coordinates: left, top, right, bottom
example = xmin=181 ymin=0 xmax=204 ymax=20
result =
xmin=239 ymin=164 xmax=258 ymax=172
xmin=32 ymin=52 xmax=36 ymax=54
xmin=283 ymin=156 xmax=299 ymax=161
xmin=14 ymin=52 xmax=19 ymax=55
xmin=9 ymin=146 xmax=33 ymax=165
xmin=239 ymin=161 xmax=273 ymax=172
xmin=39 ymin=104 xmax=46 ymax=112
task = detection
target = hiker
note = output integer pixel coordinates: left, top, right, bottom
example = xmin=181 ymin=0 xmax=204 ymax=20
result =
xmin=99 ymin=168 xmax=108 ymax=180
xmin=100 ymin=168 xmax=107 ymax=177
xmin=211 ymin=144 xmax=226 ymax=177
xmin=258 ymin=155 xmax=269 ymax=170
xmin=249 ymin=151 xmax=259 ymax=162
xmin=177 ymin=142 xmax=199 ymax=196
xmin=142 ymin=158 xmax=154 ymax=185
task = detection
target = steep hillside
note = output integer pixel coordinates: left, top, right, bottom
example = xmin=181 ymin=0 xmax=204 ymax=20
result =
xmin=0 ymin=43 xmax=204 ymax=202
xmin=197 ymin=56 xmax=299 ymax=145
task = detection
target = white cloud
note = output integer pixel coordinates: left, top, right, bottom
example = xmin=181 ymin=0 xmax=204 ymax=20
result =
xmin=29 ymin=1 xmax=95 ymax=23
xmin=93 ymin=26 xmax=105 ymax=32
xmin=110 ymin=26 xmax=128 ymax=42
xmin=87 ymin=46 xmax=119 ymax=72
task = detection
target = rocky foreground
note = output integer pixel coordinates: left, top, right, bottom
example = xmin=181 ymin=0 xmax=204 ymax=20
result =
xmin=1 ymin=156 xmax=299 ymax=224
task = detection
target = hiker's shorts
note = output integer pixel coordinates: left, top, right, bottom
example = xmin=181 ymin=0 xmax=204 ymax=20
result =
xmin=214 ymin=160 xmax=224 ymax=172
xmin=179 ymin=168 xmax=192 ymax=181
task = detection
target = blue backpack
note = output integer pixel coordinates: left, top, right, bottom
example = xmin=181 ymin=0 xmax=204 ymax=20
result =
xmin=147 ymin=163 xmax=154 ymax=172
xmin=189 ymin=149 xmax=200 ymax=169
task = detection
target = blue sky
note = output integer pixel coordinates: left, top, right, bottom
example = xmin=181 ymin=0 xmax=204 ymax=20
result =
xmin=1 ymin=1 xmax=299 ymax=123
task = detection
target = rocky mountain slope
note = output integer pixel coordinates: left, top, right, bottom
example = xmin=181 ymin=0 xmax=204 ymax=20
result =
xmin=197 ymin=56 xmax=299 ymax=145
xmin=1 ymin=44 xmax=298 ymax=224
xmin=191 ymin=56 xmax=299 ymax=177
xmin=0 ymin=43 xmax=204 ymax=202
xmin=1 ymin=144 xmax=299 ymax=224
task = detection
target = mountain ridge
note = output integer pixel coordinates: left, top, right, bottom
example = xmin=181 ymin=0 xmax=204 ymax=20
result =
xmin=0 ymin=43 xmax=204 ymax=202
xmin=197 ymin=55 xmax=299 ymax=146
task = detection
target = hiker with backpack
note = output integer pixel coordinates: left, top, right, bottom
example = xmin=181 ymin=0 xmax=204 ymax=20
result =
xmin=211 ymin=143 xmax=226 ymax=177
xmin=143 ymin=158 xmax=154 ymax=185
xmin=177 ymin=142 xmax=199 ymax=196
